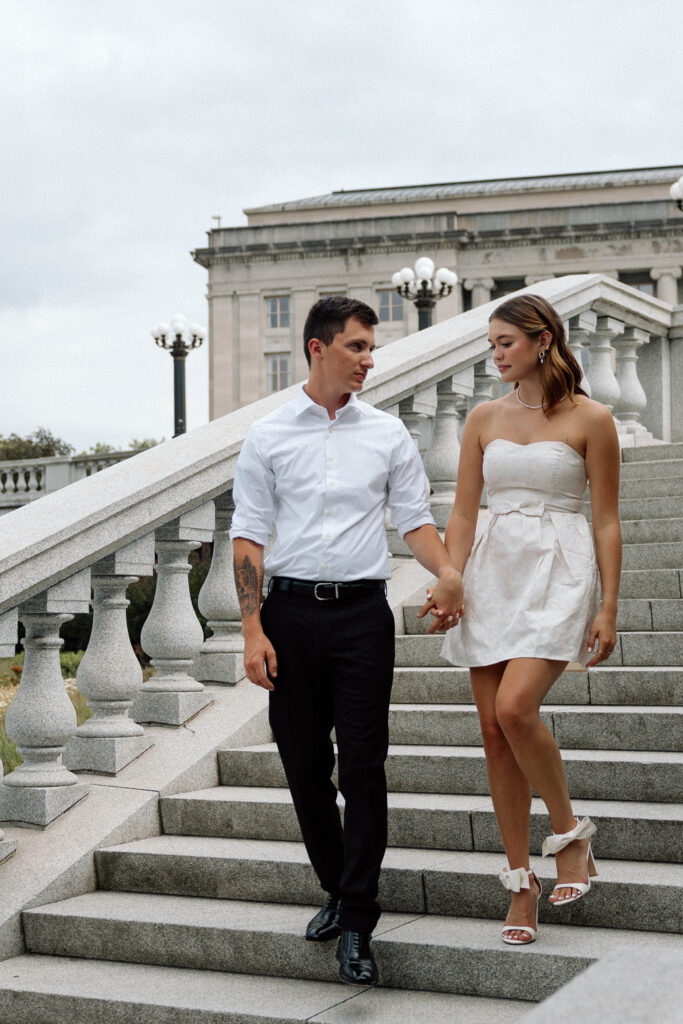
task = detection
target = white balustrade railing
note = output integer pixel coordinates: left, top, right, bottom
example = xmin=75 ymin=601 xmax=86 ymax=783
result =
xmin=0 ymin=274 xmax=680 ymax=832
xmin=0 ymin=450 xmax=135 ymax=511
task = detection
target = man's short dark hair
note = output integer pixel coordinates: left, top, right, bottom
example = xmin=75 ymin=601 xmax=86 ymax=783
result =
xmin=303 ymin=297 xmax=378 ymax=366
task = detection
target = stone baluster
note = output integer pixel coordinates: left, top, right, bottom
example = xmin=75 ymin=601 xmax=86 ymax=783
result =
xmin=64 ymin=536 xmax=156 ymax=774
xmin=0 ymin=761 xmax=18 ymax=864
xmin=0 ymin=571 xmax=90 ymax=827
xmin=464 ymin=277 xmax=495 ymax=308
xmin=398 ymin=385 xmax=437 ymax=452
xmin=423 ymin=369 xmax=473 ymax=528
xmin=194 ymin=493 xmax=245 ymax=685
xmin=567 ymin=310 xmax=596 ymax=396
xmin=613 ymin=327 xmax=653 ymax=443
xmin=469 ymin=355 xmax=498 ymax=412
xmin=131 ymin=502 xmax=215 ymax=726
xmin=650 ymin=267 xmax=681 ymax=305
xmin=587 ymin=316 xmax=623 ymax=415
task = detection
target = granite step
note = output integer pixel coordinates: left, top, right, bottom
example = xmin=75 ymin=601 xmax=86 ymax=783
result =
xmin=218 ymin=744 xmax=683 ymax=803
xmin=587 ymin=494 xmax=683 ymax=520
xmin=622 ymin=541 xmax=683 ymax=570
xmin=620 ymin=518 xmax=683 ymax=544
xmin=619 ymin=568 xmax=682 ymax=598
xmin=620 ymin=459 xmax=683 ymax=480
xmin=403 ymin=599 xmax=682 ymax=636
xmin=622 ymin=443 xmax=683 ymax=463
xmin=20 ymin=894 xmax=683 ymax=1003
xmin=94 ymin=838 xmax=683 ymax=934
xmin=0 ymin=954 xmax=528 ymax=1024
xmin=395 ymin=631 xmax=683 ymax=668
xmin=386 ymin=704 xmax=682 ymax=752
xmin=618 ymin=476 xmax=683 ymax=498
xmin=160 ymin=786 xmax=683 ymax=863
xmin=392 ymin=666 xmax=683 ymax=706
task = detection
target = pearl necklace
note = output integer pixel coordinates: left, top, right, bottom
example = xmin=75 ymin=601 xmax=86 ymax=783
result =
xmin=516 ymin=389 xmax=568 ymax=410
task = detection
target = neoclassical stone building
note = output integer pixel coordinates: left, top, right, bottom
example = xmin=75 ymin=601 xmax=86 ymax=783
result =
xmin=193 ymin=166 xmax=683 ymax=418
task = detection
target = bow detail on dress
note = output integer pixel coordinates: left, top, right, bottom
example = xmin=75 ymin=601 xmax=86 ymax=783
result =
xmin=489 ymin=499 xmax=546 ymax=518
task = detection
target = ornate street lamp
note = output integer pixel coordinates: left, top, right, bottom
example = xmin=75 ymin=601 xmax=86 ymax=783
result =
xmin=392 ymin=257 xmax=458 ymax=330
xmin=670 ymin=175 xmax=683 ymax=212
xmin=151 ymin=314 xmax=206 ymax=437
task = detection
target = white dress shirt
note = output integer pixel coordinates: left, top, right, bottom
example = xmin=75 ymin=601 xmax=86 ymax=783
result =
xmin=230 ymin=386 xmax=435 ymax=581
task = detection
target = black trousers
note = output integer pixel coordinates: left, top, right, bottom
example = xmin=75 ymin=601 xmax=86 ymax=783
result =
xmin=261 ymin=586 xmax=395 ymax=932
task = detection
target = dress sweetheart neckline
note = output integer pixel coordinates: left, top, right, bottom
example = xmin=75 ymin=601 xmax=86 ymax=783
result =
xmin=484 ymin=438 xmax=585 ymax=461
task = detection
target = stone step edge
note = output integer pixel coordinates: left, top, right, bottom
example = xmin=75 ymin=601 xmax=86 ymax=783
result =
xmin=0 ymin=955 xmax=525 ymax=1023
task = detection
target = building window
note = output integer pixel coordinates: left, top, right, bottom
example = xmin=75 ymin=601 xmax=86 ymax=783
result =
xmin=491 ymin=278 xmax=525 ymax=301
xmin=267 ymin=353 xmax=290 ymax=392
xmin=266 ymin=296 xmax=290 ymax=328
xmin=378 ymin=289 xmax=403 ymax=322
xmin=619 ymin=272 xmax=654 ymax=296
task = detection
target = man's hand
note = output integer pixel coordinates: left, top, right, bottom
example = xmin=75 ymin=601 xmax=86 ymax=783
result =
xmin=244 ymin=628 xmax=278 ymax=690
xmin=417 ymin=567 xmax=465 ymax=634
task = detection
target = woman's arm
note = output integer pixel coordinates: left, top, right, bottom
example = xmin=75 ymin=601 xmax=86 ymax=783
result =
xmin=418 ymin=406 xmax=486 ymax=632
xmin=584 ymin=403 xmax=622 ymax=667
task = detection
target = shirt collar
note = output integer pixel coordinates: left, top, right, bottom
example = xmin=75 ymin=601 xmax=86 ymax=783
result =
xmin=294 ymin=385 xmax=361 ymax=421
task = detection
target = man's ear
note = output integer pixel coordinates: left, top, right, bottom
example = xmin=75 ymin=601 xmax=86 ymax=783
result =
xmin=308 ymin=337 xmax=324 ymax=361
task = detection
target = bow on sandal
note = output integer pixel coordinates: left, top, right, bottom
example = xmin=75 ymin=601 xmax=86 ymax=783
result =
xmin=542 ymin=816 xmax=598 ymax=906
xmin=498 ymin=865 xmax=541 ymax=945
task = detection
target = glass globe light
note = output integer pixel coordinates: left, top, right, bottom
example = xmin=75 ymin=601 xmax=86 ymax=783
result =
xmin=670 ymin=178 xmax=683 ymax=200
xmin=391 ymin=271 xmax=402 ymax=288
xmin=171 ymin=314 xmax=186 ymax=334
xmin=415 ymin=257 xmax=435 ymax=281
xmin=435 ymin=267 xmax=451 ymax=284
xmin=157 ymin=322 xmax=170 ymax=338
xmin=446 ymin=269 xmax=458 ymax=286
xmin=399 ymin=267 xmax=415 ymax=283
xmin=151 ymin=327 xmax=161 ymax=340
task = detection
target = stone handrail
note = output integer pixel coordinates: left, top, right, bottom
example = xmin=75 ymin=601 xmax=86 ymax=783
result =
xmin=0 ymin=273 xmax=680 ymax=837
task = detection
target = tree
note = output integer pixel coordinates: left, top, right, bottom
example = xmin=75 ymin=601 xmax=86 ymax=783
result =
xmin=0 ymin=427 xmax=74 ymax=461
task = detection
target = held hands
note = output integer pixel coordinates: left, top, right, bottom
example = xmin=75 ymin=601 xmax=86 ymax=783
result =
xmin=243 ymin=629 xmax=278 ymax=690
xmin=417 ymin=567 xmax=465 ymax=635
xmin=586 ymin=607 xmax=618 ymax=668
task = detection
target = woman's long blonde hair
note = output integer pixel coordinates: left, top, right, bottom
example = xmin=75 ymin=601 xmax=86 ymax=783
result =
xmin=490 ymin=294 xmax=587 ymax=416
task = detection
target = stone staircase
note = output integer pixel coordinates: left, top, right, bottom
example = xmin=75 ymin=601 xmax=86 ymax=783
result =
xmin=0 ymin=443 xmax=681 ymax=1022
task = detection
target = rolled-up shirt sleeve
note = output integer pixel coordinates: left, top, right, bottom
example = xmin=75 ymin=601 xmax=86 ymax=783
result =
xmin=387 ymin=424 xmax=436 ymax=538
xmin=229 ymin=428 xmax=276 ymax=546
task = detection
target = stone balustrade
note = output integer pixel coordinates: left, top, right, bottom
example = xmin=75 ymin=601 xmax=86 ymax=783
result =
xmin=0 ymin=274 xmax=680 ymax=834
xmin=0 ymin=451 xmax=135 ymax=512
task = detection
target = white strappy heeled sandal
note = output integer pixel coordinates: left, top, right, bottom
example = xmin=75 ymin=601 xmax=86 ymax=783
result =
xmin=542 ymin=816 xmax=598 ymax=906
xmin=498 ymin=865 xmax=541 ymax=945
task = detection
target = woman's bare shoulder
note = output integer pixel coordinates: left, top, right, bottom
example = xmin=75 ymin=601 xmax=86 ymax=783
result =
xmin=572 ymin=394 xmax=615 ymax=427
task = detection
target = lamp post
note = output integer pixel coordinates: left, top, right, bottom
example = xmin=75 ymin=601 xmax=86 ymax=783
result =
xmin=151 ymin=315 xmax=205 ymax=437
xmin=392 ymin=258 xmax=458 ymax=330
xmin=670 ymin=175 xmax=683 ymax=212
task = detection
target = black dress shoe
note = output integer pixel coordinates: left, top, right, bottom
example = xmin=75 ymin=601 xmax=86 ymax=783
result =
xmin=305 ymin=894 xmax=342 ymax=942
xmin=335 ymin=930 xmax=379 ymax=986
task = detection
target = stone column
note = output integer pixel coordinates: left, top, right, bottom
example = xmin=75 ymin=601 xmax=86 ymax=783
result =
xmin=587 ymin=316 xmax=623 ymax=414
xmin=131 ymin=503 xmax=215 ymax=726
xmin=464 ymin=277 xmax=495 ymax=308
xmin=613 ymin=327 xmax=653 ymax=444
xmin=669 ymin=313 xmax=683 ymax=442
xmin=567 ymin=310 xmax=596 ymax=396
xmin=64 ymin=536 xmax=156 ymax=774
xmin=0 ymin=571 xmax=90 ymax=827
xmin=469 ymin=355 xmax=498 ymax=411
xmin=194 ymin=493 xmax=245 ymax=685
xmin=650 ymin=267 xmax=682 ymax=306
xmin=423 ymin=377 xmax=469 ymax=528
xmin=387 ymin=386 xmax=437 ymax=556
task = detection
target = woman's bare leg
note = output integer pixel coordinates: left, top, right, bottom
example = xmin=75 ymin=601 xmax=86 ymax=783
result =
xmin=495 ymin=658 xmax=594 ymax=902
xmin=471 ymin=663 xmax=539 ymax=941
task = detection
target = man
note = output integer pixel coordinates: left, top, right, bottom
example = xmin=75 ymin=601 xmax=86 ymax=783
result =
xmin=230 ymin=296 xmax=461 ymax=986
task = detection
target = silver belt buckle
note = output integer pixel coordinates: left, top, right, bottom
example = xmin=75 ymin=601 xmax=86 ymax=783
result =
xmin=314 ymin=582 xmax=339 ymax=600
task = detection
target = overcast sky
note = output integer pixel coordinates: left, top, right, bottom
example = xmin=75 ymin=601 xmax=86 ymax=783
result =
xmin=1 ymin=0 xmax=681 ymax=451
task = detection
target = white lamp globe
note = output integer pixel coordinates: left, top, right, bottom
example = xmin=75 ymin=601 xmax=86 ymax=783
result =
xmin=670 ymin=179 xmax=683 ymax=201
xmin=435 ymin=267 xmax=452 ymax=284
xmin=151 ymin=327 xmax=161 ymax=340
xmin=157 ymin=322 xmax=170 ymax=338
xmin=415 ymin=256 xmax=435 ymax=282
xmin=446 ymin=269 xmax=458 ymax=286
xmin=171 ymin=314 xmax=186 ymax=334
xmin=391 ymin=271 xmax=402 ymax=288
xmin=399 ymin=267 xmax=415 ymax=283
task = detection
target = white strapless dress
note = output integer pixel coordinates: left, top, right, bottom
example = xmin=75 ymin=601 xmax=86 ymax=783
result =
xmin=442 ymin=439 xmax=600 ymax=668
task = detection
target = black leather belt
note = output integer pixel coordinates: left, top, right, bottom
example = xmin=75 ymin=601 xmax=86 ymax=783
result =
xmin=268 ymin=576 xmax=386 ymax=601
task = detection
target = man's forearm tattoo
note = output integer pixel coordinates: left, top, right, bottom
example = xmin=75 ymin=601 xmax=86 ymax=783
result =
xmin=234 ymin=553 xmax=262 ymax=618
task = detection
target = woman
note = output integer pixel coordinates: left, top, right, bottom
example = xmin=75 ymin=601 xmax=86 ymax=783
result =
xmin=423 ymin=293 xmax=621 ymax=946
